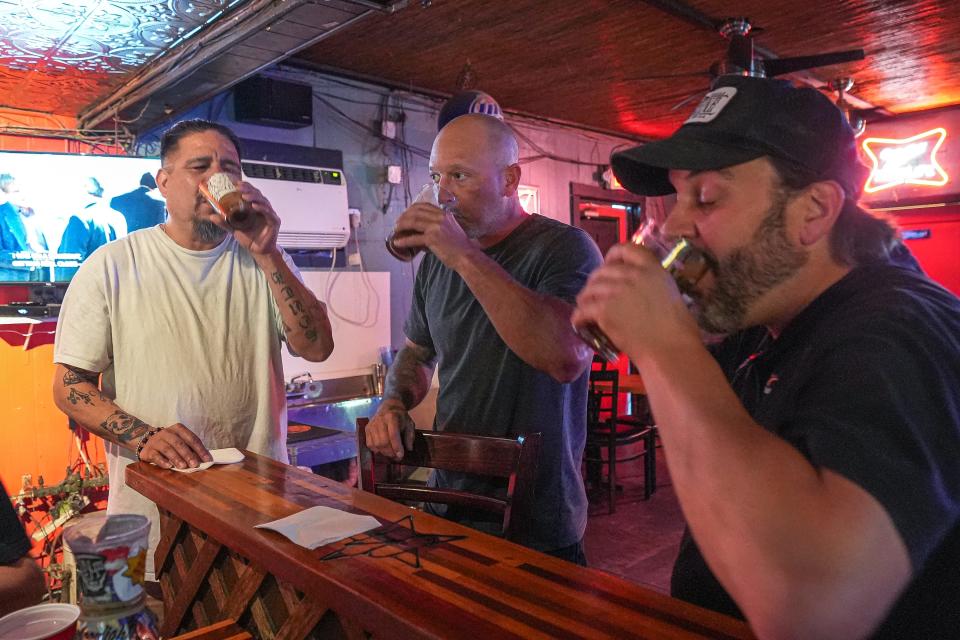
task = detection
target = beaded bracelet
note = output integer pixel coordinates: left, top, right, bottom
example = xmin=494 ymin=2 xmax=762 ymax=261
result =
xmin=136 ymin=426 xmax=164 ymax=461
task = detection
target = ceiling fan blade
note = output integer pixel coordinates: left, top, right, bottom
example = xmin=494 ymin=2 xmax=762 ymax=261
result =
xmin=763 ymin=49 xmax=865 ymax=77
xmin=623 ymin=71 xmax=713 ymax=82
xmin=851 ymin=106 xmax=892 ymax=121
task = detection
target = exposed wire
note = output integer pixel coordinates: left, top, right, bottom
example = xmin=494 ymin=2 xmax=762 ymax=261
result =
xmin=512 ymin=126 xmax=603 ymax=167
xmin=113 ymin=98 xmax=151 ymax=125
xmin=321 ymin=240 xmax=381 ymax=328
xmin=314 ymin=94 xmax=431 ymax=160
xmin=319 ymin=91 xmax=437 ymax=115
xmin=0 ymin=126 xmax=131 ymax=151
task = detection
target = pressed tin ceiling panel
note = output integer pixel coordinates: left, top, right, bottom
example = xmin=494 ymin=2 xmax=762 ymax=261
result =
xmin=0 ymin=0 xmax=398 ymax=133
xmin=0 ymin=0 xmax=240 ymax=115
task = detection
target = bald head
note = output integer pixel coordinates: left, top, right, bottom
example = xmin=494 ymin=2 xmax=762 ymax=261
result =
xmin=428 ymin=114 xmax=525 ymax=241
xmin=433 ymin=114 xmax=519 ymax=169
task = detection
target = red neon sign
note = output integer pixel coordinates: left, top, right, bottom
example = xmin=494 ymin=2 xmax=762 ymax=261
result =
xmin=862 ymin=127 xmax=949 ymax=193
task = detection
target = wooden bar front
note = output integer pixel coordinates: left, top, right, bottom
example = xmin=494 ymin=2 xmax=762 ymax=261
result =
xmin=126 ymin=452 xmax=753 ymax=639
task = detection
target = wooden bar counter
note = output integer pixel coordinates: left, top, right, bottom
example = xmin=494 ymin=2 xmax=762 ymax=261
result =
xmin=127 ymin=451 xmax=753 ymax=640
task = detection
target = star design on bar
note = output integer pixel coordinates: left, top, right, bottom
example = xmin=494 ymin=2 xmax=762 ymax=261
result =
xmin=319 ymin=515 xmax=466 ymax=569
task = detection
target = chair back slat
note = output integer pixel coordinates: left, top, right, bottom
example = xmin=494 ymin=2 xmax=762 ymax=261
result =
xmin=356 ymin=418 xmax=541 ymax=543
xmin=375 ymin=485 xmax=508 ymax=516
xmin=588 ymin=369 xmax=620 ymax=424
xmin=404 ymin=431 xmax=527 ymax=477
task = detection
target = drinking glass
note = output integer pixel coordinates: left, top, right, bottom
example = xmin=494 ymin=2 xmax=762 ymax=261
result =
xmin=574 ymin=219 xmax=714 ymax=362
xmin=385 ymin=183 xmax=457 ymax=261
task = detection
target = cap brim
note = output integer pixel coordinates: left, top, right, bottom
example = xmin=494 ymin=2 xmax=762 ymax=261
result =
xmin=611 ymin=133 xmax=766 ymax=196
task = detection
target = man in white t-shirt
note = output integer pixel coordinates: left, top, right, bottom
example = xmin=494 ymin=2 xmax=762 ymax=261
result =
xmin=52 ymin=119 xmax=334 ymax=579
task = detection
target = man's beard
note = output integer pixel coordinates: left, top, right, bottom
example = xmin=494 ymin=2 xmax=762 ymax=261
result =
xmin=193 ymin=216 xmax=228 ymax=244
xmin=694 ymin=189 xmax=808 ymax=334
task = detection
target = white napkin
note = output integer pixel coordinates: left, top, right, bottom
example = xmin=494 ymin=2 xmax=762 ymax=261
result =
xmin=171 ymin=447 xmax=245 ymax=473
xmin=254 ymin=506 xmax=381 ymax=549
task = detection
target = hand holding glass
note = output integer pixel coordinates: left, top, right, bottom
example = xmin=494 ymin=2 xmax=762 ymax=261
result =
xmin=574 ymin=219 xmax=714 ymax=362
xmin=385 ymin=183 xmax=457 ymax=262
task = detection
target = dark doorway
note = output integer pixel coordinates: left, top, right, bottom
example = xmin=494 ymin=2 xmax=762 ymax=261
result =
xmin=570 ymin=183 xmax=646 ymax=257
xmin=570 ymin=182 xmax=648 ymax=410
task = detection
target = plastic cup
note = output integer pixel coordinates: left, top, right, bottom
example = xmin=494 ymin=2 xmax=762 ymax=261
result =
xmin=63 ymin=513 xmax=150 ymax=606
xmin=0 ymin=604 xmax=80 ymax=640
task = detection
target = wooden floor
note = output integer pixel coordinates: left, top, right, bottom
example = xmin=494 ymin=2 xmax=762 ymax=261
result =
xmin=583 ymin=445 xmax=685 ymax=595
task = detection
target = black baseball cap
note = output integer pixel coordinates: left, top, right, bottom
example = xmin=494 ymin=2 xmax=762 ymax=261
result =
xmin=611 ymin=76 xmax=868 ymax=198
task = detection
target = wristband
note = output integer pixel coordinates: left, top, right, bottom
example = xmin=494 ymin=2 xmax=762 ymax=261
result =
xmin=135 ymin=426 xmax=164 ymax=461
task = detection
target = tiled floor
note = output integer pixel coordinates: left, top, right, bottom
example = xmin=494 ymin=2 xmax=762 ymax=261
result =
xmin=582 ymin=445 xmax=685 ymax=594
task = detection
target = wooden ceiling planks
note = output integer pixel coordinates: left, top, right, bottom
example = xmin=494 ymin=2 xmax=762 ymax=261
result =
xmin=688 ymin=0 xmax=960 ymax=112
xmin=294 ymin=0 xmax=960 ymax=138
xmin=297 ymin=0 xmax=720 ymax=138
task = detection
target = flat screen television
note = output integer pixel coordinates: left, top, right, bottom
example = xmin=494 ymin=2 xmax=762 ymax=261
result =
xmin=0 ymin=150 xmax=163 ymax=284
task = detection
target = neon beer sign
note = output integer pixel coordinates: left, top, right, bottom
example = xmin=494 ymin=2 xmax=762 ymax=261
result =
xmin=862 ymin=127 xmax=949 ymax=193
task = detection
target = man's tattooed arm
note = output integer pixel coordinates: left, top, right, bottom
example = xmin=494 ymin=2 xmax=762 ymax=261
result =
xmin=52 ymin=363 xmax=151 ymax=452
xmin=257 ymin=251 xmax=334 ymax=362
xmin=67 ymin=388 xmax=94 ymax=406
xmin=383 ymin=341 xmax=437 ymax=410
xmin=100 ymin=411 xmax=149 ymax=444
xmin=62 ymin=366 xmax=98 ymax=386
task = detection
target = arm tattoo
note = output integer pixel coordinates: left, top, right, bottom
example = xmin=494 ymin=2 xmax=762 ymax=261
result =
xmin=288 ymin=299 xmax=305 ymax=315
xmin=384 ymin=344 xmax=436 ymax=409
xmin=67 ymin=388 xmax=94 ymax=406
xmin=272 ymin=269 xmax=328 ymax=346
xmin=100 ymin=411 xmax=149 ymax=444
xmin=63 ymin=365 xmax=99 ymax=387
xmin=283 ymin=290 xmax=318 ymax=341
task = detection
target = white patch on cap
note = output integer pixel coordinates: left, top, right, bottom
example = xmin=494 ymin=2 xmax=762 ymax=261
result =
xmin=685 ymin=87 xmax=738 ymax=124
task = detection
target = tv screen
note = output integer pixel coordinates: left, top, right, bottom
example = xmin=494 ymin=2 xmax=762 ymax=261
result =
xmin=0 ymin=150 xmax=164 ymax=283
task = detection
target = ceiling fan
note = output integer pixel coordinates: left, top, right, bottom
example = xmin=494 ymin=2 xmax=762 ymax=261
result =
xmin=821 ymin=77 xmax=892 ymax=137
xmin=628 ymin=18 xmax=866 ymax=110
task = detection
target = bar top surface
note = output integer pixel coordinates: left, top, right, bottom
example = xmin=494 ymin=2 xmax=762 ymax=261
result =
xmin=127 ymin=451 xmax=753 ymax=640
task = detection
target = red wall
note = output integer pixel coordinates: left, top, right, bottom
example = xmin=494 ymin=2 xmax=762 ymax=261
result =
xmin=891 ymin=205 xmax=960 ymax=296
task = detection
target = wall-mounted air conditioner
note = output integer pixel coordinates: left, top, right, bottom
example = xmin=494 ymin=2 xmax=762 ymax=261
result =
xmin=239 ymin=139 xmax=350 ymax=250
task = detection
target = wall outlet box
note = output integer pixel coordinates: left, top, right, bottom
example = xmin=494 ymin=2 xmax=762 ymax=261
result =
xmin=380 ymin=120 xmax=397 ymax=139
xmin=386 ymin=165 xmax=403 ymax=184
xmin=348 ymin=208 xmax=362 ymax=228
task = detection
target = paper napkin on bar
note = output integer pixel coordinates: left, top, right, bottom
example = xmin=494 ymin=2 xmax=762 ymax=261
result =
xmin=170 ymin=447 xmax=244 ymax=473
xmin=254 ymin=506 xmax=381 ymax=549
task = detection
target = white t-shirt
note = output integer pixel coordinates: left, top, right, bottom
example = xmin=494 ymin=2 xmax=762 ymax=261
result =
xmin=54 ymin=226 xmax=296 ymax=578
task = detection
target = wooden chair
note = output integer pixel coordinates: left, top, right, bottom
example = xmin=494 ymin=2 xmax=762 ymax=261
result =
xmin=355 ymin=418 xmax=541 ymax=544
xmin=583 ymin=369 xmax=657 ymax=513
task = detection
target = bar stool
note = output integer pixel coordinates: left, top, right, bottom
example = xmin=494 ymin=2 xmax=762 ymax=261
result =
xmin=583 ymin=368 xmax=657 ymax=513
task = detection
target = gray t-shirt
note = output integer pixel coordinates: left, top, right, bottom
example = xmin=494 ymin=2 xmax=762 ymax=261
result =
xmin=54 ymin=226 xmax=296 ymax=578
xmin=404 ymin=214 xmax=602 ymax=551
